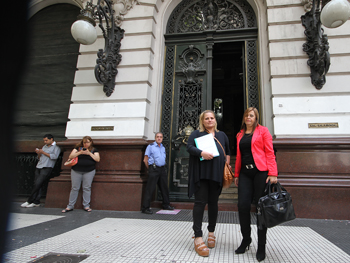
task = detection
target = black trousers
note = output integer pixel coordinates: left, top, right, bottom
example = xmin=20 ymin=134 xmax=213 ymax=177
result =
xmin=27 ymin=167 xmax=53 ymax=204
xmin=237 ymin=168 xmax=268 ymax=245
xmin=142 ymin=166 xmax=170 ymax=210
xmin=193 ymin=179 xmax=221 ymax=238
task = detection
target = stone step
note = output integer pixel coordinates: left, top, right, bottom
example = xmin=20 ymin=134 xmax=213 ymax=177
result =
xmin=219 ymin=155 xmax=238 ymax=201
xmin=221 ymin=186 xmax=238 ymax=194
xmin=219 ymin=184 xmax=238 ymax=201
xmin=220 ymin=193 xmax=238 ymax=200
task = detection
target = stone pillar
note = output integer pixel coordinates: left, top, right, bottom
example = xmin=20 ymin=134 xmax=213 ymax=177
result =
xmin=45 ymin=139 xmax=148 ymax=211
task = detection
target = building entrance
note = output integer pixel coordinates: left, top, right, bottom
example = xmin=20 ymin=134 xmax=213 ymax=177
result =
xmin=160 ymin=0 xmax=259 ymax=201
xmin=212 ymin=41 xmax=245 ymax=155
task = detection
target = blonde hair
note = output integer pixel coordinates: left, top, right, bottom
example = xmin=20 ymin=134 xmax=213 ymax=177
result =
xmin=198 ymin=110 xmax=218 ymax=132
xmin=240 ymin=107 xmax=260 ymax=134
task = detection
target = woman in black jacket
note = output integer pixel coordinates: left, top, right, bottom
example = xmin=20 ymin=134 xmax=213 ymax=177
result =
xmin=187 ymin=110 xmax=230 ymax=257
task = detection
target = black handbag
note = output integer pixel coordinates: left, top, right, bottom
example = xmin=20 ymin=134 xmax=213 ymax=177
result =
xmin=257 ymin=182 xmax=296 ymax=229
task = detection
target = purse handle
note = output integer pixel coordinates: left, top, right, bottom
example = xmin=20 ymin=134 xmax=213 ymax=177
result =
xmin=205 ymin=130 xmax=227 ymax=158
xmin=213 ymin=136 xmax=227 ymax=158
xmin=265 ymin=182 xmax=286 ymax=196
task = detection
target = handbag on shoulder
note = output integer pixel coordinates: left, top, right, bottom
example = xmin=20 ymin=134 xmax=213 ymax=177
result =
xmin=222 ymin=163 xmax=234 ymax=188
xmin=257 ymin=182 xmax=296 ymax=229
xmin=64 ymin=157 xmax=78 ymax=167
xmin=213 ymin=137 xmax=234 ymax=188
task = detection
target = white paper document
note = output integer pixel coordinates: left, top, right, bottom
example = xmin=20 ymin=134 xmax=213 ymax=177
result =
xmin=194 ymin=133 xmax=220 ymax=161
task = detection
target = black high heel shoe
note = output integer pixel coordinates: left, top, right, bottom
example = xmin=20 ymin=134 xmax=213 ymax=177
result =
xmin=234 ymin=238 xmax=252 ymax=254
xmin=256 ymin=244 xmax=266 ymax=261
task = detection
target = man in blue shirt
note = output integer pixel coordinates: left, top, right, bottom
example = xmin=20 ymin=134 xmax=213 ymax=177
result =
xmin=21 ymin=134 xmax=61 ymax=208
xmin=142 ymin=132 xmax=174 ymax=214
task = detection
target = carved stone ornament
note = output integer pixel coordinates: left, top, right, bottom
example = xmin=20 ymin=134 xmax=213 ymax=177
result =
xmin=302 ymin=0 xmax=313 ymax=12
xmin=302 ymin=0 xmax=333 ymax=12
xmin=114 ymin=0 xmax=140 ymax=26
xmin=81 ymin=0 xmax=140 ymax=26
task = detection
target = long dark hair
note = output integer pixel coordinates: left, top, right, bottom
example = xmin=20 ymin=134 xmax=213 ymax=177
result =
xmin=239 ymin=107 xmax=260 ymax=135
xmin=75 ymin=136 xmax=94 ymax=151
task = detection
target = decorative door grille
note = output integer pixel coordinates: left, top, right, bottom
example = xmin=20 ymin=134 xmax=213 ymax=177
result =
xmin=160 ymin=0 xmax=259 ymax=200
xmin=167 ymin=0 xmax=256 ymax=34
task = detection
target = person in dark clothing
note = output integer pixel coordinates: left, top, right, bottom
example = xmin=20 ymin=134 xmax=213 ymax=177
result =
xmin=21 ymin=134 xmax=61 ymax=208
xmin=234 ymin=107 xmax=278 ymax=262
xmin=187 ymin=110 xmax=230 ymax=257
xmin=62 ymin=136 xmax=100 ymax=213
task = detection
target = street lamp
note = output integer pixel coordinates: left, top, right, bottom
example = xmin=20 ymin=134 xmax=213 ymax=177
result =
xmin=301 ymin=0 xmax=350 ymax=90
xmin=321 ymin=0 xmax=350 ymax=28
xmin=71 ymin=0 xmax=125 ymax=97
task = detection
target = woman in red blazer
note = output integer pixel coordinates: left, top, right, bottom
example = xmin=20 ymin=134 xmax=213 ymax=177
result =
xmin=234 ymin=107 xmax=278 ymax=262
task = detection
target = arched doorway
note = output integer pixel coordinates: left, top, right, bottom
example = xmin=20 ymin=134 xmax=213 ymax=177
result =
xmin=15 ymin=3 xmax=80 ymax=141
xmin=160 ymin=0 xmax=260 ymax=201
xmin=14 ymin=3 xmax=80 ymax=198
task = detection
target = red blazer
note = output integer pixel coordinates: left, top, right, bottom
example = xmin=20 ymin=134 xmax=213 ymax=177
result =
xmin=234 ymin=125 xmax=278 ymax=177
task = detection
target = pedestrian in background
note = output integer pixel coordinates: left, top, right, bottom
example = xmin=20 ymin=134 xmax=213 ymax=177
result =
xmin=187 ymin=110 xmax=230 ymax=257
xmin=234 ymin=107 xmax=278 ymax=262
xmin=62 ymin=136 xmax=100 ymax=213
xmin=141 ymin=132 xmax=174 ymax=214
xmin=21 ymin=134 xmax=61 ymax=208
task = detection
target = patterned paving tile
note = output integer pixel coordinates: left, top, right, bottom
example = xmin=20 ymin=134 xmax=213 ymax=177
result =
xmin=4 ymin=218 xmax=350 ymax=263
xmin=7 ymin=213 xmax=64 ymax=231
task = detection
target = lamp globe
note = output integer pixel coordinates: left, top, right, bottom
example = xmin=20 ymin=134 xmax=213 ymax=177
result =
xmin=321 ymin=0 xmax=350 ymax=28
xmin=71 ymin=19 xmax=97 ymax=45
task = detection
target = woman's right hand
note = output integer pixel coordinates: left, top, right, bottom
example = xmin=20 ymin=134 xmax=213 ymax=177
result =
xmin=68 ymin=149 xmax=81 ymax=159
xmin=201 ymin=151 xmax=214 ymax=160
xmin=234 ymin=177 xmax=239 ymax=187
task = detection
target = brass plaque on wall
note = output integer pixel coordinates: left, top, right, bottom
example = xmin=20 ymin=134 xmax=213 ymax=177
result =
xmin=308 ymin=123 xmax=338 ymax=128
xmin=91 ymin=126 xmax=114 ymax=131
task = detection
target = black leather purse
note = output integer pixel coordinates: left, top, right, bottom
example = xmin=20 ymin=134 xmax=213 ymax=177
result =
xmin=257 ymin=182 xmax=296 ymax=229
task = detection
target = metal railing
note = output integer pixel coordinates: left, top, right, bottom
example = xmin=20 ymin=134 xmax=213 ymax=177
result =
xmin=14 ymin=153 xmax=63 ymax=197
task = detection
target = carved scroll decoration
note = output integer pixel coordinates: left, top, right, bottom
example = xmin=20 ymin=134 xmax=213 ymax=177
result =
xmin=114 ymin=0 xmax=140 ymax=26
xmin=301 ymin=0 xmax=331 ymax=89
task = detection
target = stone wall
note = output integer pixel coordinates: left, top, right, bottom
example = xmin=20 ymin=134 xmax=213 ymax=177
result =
xmin=267 ymin=0 xmax=350 ymax=137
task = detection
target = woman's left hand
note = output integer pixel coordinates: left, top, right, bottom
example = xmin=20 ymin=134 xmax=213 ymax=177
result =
xmin=81 ymin=149 xmax=91 ymax=155
xmin=266 ymin=176 xmax=278 ymax=184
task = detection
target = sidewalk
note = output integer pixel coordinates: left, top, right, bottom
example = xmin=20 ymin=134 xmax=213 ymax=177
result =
xmin=3 ymin=203 xmax=350 ymax=263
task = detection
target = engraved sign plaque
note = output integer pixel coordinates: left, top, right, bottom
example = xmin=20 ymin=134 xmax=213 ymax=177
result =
xmin=308 ymin=123 xmax=338 ymax=128
xmin=91 ymin=126 xmax=114 ymax=131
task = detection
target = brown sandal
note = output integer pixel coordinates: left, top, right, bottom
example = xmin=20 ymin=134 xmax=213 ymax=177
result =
xmin=207 ymin=234 xmax=216 ymax=248
xmin=194 ymin=240 xmax=209 ymax=257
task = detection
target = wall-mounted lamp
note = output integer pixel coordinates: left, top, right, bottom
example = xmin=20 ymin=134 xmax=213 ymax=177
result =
xmin=301 ymin=0 xmax=350 ymax=90
xmin=71 ymin=0 xmax=125 ymax=97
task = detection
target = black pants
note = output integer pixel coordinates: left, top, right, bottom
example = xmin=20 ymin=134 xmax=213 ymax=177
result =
xmin=27 ymin=167 xmax=53 ymax=204
xmin=193 ymin=179 xmax=221 ymax=238
xmin=237 ymin=168 xmax=268 ymax=245
xmin=142 ymin=166 xmax=170 ymax=210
